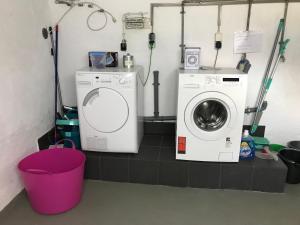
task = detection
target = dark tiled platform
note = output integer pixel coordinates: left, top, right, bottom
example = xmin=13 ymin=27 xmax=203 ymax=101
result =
xmin=85 ymin=133 xmax=288 ymax=193
xmin=38 ymin=122 xmax=287 ymax=193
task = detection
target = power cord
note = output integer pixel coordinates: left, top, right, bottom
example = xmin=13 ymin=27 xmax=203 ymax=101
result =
xmin=213 ymin=4 xmax=222 ymax=69
xmin=213 ymin=49 xmax=219 ymax=69
xmin=142 ymin=48 xmax=153 ymax=87
xmin=138 ymin=32 xmax=155 ymax=87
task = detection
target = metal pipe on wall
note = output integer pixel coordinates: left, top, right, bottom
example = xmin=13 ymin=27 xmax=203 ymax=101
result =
xmin=150 ymin=0 xmax=299 ymax=64
xmin=153 ymin=71 xmax=160 ymax=118
xmin=148 ymin=0 xmax=298 ymax=122
xmin=180 ymin=2 xmax=186 ymax=64
xmin=150 ymin=0 xmax=300 ymax=28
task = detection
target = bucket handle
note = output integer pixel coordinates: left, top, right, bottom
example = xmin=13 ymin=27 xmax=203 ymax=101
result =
xmin=25 ymin=168 xmax=52 ymax=175
xmin=278 ymin=154 xmax=296 ymax=164
xmin=55 ymin=139 xmax=76 ymax=150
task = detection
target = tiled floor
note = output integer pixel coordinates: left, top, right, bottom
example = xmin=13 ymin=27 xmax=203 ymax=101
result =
xmin=1 ymin=180 xmax=300 ymax=225
xmin=84 ymin=135 xmax=287 ymax=192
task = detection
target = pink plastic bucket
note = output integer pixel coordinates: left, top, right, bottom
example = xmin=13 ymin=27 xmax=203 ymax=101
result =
xmin=18 ymin=141 xmax=86 ymax=215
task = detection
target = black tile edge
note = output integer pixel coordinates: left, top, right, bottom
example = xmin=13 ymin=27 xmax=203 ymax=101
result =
xmin=140 ymin=135 xmax=163 ymax=147
xmin=101 ymin=156 xmax=130 ymax=182
xmin=129 ymin=159 xmax=159 ymax=185
xmin=38 ymin=127 xmax=55 ymax=150
xmin=220 ymin=162 xmax=254 ymax=191
xmin=84 ymin=151 xmax=102 ymax=180
xmin=144 ymin=121 xmax=176 ymax=135
xmin=243 ymin=125 xmax=265 ymax=137
xmin=188 ymin=162 xmax=221 ymax=189
xmin=251 ymin=159 xmax=287 ymax=193
xmin=158 ymin=160 xmax=189 ymax=187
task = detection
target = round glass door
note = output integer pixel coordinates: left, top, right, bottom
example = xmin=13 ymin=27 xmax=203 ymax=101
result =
xmin=193 ymin=100 xmax=228 ymax=132
xmin=82 ymin=88 xmax=129 ymax=133
xmin=184 ymin=92 xmax=237 ymax=141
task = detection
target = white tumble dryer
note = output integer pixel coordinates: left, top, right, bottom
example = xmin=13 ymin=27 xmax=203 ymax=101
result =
xmin=76 ymin=66 xmax=144 ymax=153
xmin=176 ymin=68 xmax=248 ymax=162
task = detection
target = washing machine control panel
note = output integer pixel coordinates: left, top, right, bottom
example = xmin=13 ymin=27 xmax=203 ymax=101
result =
xmin=205 ymin=76 xmax=222 ymax=85
xmin=181 ymin=74 xmax=242 ymax=89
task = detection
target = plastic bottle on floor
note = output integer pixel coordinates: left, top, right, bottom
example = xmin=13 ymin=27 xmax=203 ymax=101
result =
xmin=240 ymin=130 xmax=256 ymax=160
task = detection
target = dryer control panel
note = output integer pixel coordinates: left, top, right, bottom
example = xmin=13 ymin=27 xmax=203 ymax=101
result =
xmin=77 ymin=73 xmax=134 ymax=89
xmin=95 ymin=74 xmax=133 ymax=87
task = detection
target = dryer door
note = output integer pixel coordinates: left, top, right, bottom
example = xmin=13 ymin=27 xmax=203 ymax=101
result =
xmin=184 ymin=91 xmax=237 ymax=141
xmin=82 ymin=88 xmax=129 ymax=133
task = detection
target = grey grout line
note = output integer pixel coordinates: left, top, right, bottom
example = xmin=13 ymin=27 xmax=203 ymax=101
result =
xmin=159 ymin=135 xmax=164 ymax=147
xmin=250 ymin=162 xmax=255 ymax=191
xmin=98 ymin=155 xmax=102 ymax=180
xmin=218 ymin=163 xmax=222 ymax=189
xmin=187 ymin=161 xmax=191 ymax=187
xmin=157 ymin=135 xmax=163 ymax=185
xmin=127 ymin=155 xmax=130 ymax=182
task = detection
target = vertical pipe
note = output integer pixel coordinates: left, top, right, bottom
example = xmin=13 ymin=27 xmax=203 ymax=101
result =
xmin=153 ymin=71 xmax=160 ymax=118
xmin=151 ymin=4 xmax=154 ymax=33
xmin=180 ymin=1 xmax=185 ymax=64
xmin=246 ymin=0 xmax=253 ymax=31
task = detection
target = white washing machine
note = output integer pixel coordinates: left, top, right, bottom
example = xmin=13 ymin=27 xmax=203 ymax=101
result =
xmin=76 ymin=66 xmax=144 ymax=153
xmin=176 ymin=68 xmax=248 ymax=162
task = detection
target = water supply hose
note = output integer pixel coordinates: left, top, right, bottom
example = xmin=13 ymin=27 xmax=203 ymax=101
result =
xmin=54 ymin=1 xmax=116 ymax=31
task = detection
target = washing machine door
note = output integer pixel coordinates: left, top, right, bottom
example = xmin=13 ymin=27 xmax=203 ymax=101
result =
xmin=82 ymin=88 xmax=129 ymax=133
xmin=184 ymin=91 xmax=237 ymax=141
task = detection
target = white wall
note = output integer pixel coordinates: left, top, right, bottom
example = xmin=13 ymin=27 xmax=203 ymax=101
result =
xmin=0 ymin=0 xmax=54 ymax=211
xmin=49 ymin=0 xmax=300 ymax=144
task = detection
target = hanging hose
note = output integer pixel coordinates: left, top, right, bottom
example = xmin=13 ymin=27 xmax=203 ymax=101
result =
xmin=141 ymin=48 xmax=153 ymax=87
xmin=86 ymin=9 xmax=108 ymax=31
xmin=54 ymin=1 xmax=116 ymax=31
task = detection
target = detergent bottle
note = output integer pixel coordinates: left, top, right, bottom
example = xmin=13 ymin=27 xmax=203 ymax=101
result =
xmin=240 ymin=130 xmax=256 ymax=160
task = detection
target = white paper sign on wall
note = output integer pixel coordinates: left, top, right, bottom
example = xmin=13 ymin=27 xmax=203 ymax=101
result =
xmin=234 ymin=31 xmax=263 ymax=54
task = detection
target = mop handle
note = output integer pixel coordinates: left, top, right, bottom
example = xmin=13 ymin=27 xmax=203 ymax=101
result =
xmin=251 ymin=38 xmax=290 ymax=134
xmin=254 ymin=20 xmax=285 ymax=107
xmin=250 ymin=20 xmax=287 ymax=134
xmin=262 ymin=39 xmax=290 ymax=93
